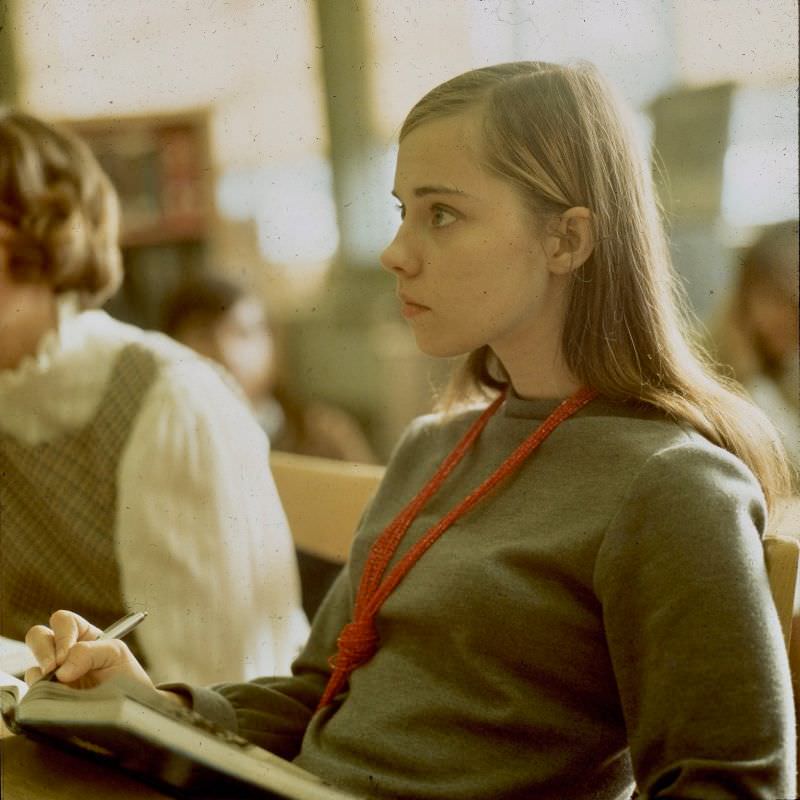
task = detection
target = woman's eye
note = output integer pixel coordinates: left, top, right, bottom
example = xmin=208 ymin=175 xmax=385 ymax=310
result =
xmin=431 ymin=207 xmax=456 ymax=228
xmin=394 ymin=202 xmax=406 ymax=220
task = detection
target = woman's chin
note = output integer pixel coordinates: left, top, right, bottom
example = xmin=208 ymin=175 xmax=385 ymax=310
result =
xmin=411 ymin=333 xmax=471 ymax=360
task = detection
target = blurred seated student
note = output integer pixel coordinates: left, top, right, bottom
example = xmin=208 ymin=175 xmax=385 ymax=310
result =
xmin=710 ymin=220 xmax=800 ymax=537
xmin=161 ymin=272 xmax=378 ymax=465
xmin=709 ymin=219 xmax=799 ymax=472
xmin=162 ymin=272 xmax=378 ymax=617
xmin=0 ymin=108 xmax=308 ymax=684
xmin=24 ymin=62 xmax=795 ymax=799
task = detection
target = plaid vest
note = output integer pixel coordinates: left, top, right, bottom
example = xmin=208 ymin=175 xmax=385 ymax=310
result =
xmin=0 ymin=344 xmax=158 ymax=662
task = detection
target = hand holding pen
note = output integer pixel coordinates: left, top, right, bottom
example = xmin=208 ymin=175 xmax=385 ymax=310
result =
xmin=24 ymin=610 xmax=155 ymax=692
xmin=38 ymin=611 xmax=148 ymax=683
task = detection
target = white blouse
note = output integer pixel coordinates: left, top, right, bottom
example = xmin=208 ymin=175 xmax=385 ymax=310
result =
xmin=0 ymin=298 xmax=309 ymax=685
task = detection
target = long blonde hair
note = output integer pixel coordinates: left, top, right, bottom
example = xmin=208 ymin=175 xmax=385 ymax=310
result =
xmin=401 ymin=62 xmax=793 ymax=509
xmin=0 ymin=108 xmax=121 ymax=307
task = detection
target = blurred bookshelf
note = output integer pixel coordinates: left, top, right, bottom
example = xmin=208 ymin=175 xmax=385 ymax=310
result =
xmin=64 ymin=110 xmax=213 ymax=329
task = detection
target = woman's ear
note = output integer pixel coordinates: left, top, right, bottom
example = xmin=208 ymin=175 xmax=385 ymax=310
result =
xmin=546 ymin=207 xmax=594 ymax=275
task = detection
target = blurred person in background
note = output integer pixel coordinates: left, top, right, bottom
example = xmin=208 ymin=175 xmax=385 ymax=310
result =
xmin=162 ymin=273 xmax=379 ymax=620
xmin=710 ymin=220 xmax=799 ymax=472
xmin=0 ymin=108 xmax=308 ymax=684
xmin=161 ymin=272 xmax=378 ymax=465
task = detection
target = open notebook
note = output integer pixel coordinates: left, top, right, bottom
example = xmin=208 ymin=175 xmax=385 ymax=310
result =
xmin=0 ymin=673 xmax=363 ymax=800
xmin=0 ymin=635 xmax=37 ymax=676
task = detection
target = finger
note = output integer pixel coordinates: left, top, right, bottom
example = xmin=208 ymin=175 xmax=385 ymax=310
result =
xmin=24 ymin=666 xmax=43 ymax=685
xmin=49 ymin=610 xmax=103 ymax=666
xmin=25 ymin=624 xmax=57 ymax=674
xmin=55 ymin=639 xmax=131 ymax=684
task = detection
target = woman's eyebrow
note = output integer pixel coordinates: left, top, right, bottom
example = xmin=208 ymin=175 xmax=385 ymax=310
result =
xmin=391 ymin=186 xmax=474 ymax=200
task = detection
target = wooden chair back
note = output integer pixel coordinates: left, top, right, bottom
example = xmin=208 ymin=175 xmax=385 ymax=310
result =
xmin=269 ymin=451 xmax=385 ymax=564
xmin=764 ymin=533 xmax=800 ymax=786
xmin=765 ymin=534 xmax=800 ymax=650
xmin=764 ymin=534 xmax=800 ymax=648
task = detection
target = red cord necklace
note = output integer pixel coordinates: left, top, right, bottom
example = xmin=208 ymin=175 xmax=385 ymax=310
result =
xmin=317 ymin=384 xmax=598 ymax=709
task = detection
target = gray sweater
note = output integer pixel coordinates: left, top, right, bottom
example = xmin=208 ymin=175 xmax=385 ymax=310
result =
xmin=184 ymin=394 xmax=795 ymax=799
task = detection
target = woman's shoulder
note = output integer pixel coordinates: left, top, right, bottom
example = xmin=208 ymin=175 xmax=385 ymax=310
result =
xmin=573 ymin=397 xmax=741 ymax=468
xmin=511 ymin=397 xmax=766 ymax=530
xmin=385 ymin=396 xmax=765 ymax=516
xmin=593 ymin=413 xmax=769 ymax=591
xmin=79 ymin=315 xmax=253 ymax=425
xmin=585 ymin=399 xmax=766 ymax=523
xmin=393 ymin=396 xmax=741 ymax=472
xmin=375 ymin=406 xmax=480 ymax=484
xmin=394 ymin=403 xmax=486 ymax=450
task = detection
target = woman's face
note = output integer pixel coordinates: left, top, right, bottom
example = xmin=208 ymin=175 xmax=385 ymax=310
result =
xmin=380 ymin=112 xmax=568 ymax=371
xmin=0 ymin=222 xmax=58 ymax=369
xmin=177 ymin=297 xmax=276 ymax=404
xmin=0 ymin=224 xmax=32 ymax=331
xmin=214 ymin=297 xmax=276 ymax=403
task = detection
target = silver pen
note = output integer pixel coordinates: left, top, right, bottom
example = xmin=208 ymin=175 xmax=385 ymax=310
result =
xmin=97 ymin=611 xmax=148 ymax=641
xmin=42 ymin=610 xmax=148 ymax=683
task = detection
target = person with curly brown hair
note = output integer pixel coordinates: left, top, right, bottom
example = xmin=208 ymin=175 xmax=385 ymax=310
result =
xmin=0 ymin=109 xmax=308 ymax=686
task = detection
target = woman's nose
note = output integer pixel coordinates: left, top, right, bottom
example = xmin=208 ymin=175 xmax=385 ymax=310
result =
xmin=380 ymin=227 xmax=420 ymax=276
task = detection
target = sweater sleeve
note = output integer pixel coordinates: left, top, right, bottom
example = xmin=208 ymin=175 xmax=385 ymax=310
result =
xmin=116 ymin=359 xmax=309 ymax=686
xmin=594 ymin=439 xmax=795 ymax=799
xmin=169 ymin=564 xmax=354 ymax=760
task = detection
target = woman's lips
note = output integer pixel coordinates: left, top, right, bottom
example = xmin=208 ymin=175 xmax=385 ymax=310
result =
xmin=400 ymin=300 xmax=429 ymax=318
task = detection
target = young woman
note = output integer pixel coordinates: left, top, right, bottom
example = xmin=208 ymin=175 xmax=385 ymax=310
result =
xmin=25 ymin=62 xmax=795 ymax=800
xmin=0 ymin=109 xmax=308 ymax=686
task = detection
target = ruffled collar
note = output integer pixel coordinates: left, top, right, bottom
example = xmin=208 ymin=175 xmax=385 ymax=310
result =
xmin=0 ymin=293 xmax=80 ymax=391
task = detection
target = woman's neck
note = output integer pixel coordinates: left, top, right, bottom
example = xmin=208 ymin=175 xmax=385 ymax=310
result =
xmin=489 ymin=277 xmax=582 ymax=400
xmin=493 ymin=329 xmax=581 ymax=400
xmin=507 ymin=362 xmax=582 ymax=400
